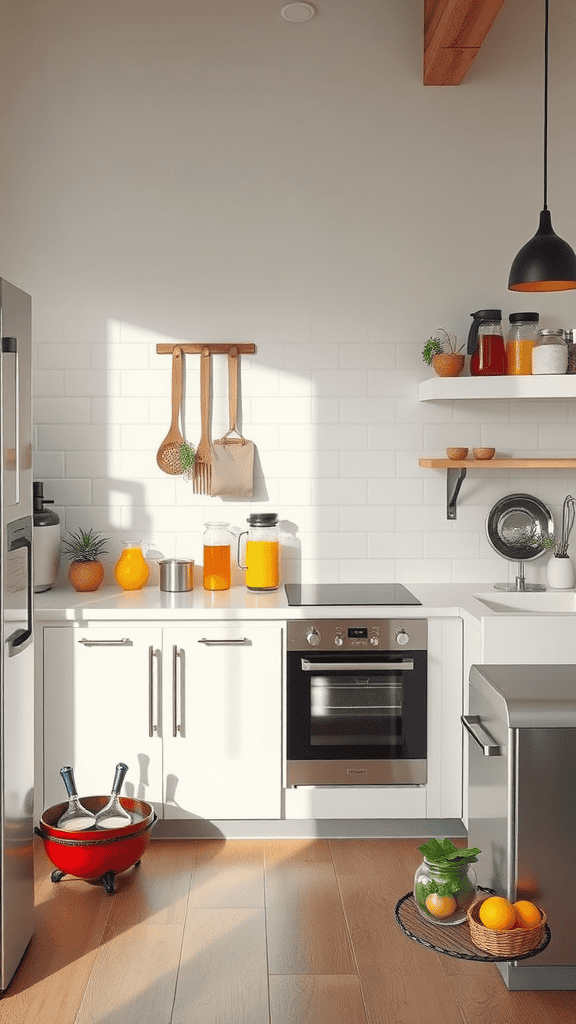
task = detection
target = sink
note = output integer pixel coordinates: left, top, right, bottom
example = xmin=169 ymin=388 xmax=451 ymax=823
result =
xmin=474 ymin=591 xmax=576 ymax=614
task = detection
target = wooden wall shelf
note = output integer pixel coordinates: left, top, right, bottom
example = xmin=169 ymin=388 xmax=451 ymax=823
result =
xmin=419 ymin=458 xmax=576 ymax=519
xmin=419 ymin=458 xmax=576 ymax=470
xmin=418 ymin=377 xmax=576 ymax=401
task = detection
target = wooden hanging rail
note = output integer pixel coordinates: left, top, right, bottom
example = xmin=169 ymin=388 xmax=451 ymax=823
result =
xmin=156 ymin=343 xmax=256 ymax=355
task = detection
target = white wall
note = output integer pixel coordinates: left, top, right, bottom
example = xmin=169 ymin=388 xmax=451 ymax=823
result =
xmin=2 ymin=0 xmax=576 ymax=586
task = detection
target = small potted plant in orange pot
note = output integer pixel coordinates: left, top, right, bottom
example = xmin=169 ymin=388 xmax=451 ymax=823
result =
xmin=422 ymin=329 xmax=465 ymax=377
xmin=63 ymin=528 xmax=110 ymax=592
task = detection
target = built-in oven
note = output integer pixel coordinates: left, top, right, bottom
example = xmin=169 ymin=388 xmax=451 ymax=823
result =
xmin=286 ymin=618 xmax=427 ymax=786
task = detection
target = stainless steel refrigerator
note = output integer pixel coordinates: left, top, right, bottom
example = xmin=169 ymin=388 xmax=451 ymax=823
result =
xmin=0 ymin=279 xmax=34 ymax=990
xmin=465 ymin=663 xmax=576 ymax=991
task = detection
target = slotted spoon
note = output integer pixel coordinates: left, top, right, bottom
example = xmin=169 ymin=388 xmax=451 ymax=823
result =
xmin=156 ymin=346 xmax=186 ymax=475
xmin=193 ymin=347 xmax=213 ymax=494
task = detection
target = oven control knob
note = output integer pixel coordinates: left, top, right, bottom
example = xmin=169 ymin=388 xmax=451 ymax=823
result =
xmin=334 ymin=636 xmax=343 ymax=646
xmin=395 ymin=628 xmax=410 ymax=646
xmin=306 ymin=628 xmax=321 ymax=647
xmin=370 ymin=636 xmax=379 ymax=646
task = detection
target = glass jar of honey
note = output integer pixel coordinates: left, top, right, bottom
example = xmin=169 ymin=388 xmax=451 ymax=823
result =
xmin=506 ymin=312 xmax=539 ymax=375
xmin=203 ymin=522 xmax=231 ymax=591
xmin=114 ymin=541 xmax=150 ymax=591
xmin=237 ymin=513 xmax=279 ymax=592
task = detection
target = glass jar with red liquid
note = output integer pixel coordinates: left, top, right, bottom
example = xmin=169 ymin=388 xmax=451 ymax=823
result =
xmin=468 ymin=309 xmax=507 ymax=376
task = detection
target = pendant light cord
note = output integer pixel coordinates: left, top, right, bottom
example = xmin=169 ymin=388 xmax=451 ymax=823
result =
xmin=543 ymin=0 xmax=549 ymax=210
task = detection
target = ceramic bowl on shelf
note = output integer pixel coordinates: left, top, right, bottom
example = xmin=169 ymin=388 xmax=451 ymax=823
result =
xmin=473 ymin=447 xmax=496 ymax=461
xmin=446 ymin=447 xmax=468 ymax=461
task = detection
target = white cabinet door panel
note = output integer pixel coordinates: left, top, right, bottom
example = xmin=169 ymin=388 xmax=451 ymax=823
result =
xmin=43 ymin=625 xmax=163 ymax=814
xmin=163 ymin=624 xmax=282 ymax=820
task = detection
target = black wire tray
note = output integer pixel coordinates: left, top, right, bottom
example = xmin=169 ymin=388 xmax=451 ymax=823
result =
xmin=395 ymin=886 xmax=551 ymax=963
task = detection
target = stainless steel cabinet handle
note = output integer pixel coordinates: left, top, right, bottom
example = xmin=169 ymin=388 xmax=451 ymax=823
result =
xmin=173 ymin=645 xmax=183 ymax=737
xmin=148 ymin=645 xmax=157 ymax=737
xmin=301 ymin=660 xmax=414 ymax=672
xmin=198 ymin=638 xmax=249 ymax=645
xmin=78 ymin=638 xmax=131 ymax=646
xmin=461 ymin=715 xmax=501 ymax=756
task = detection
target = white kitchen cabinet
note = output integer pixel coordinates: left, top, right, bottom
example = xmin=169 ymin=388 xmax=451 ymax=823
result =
xmin=162 ymin=624 xmax=282 ymax=820
xmin=43 ymin=624 xmax=163 ymax=813
xmin=42 ymin=621 xmax=283 ymax=822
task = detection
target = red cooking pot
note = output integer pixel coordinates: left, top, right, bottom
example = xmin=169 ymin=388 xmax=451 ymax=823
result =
xmin=35 ymin=796 xmax=157 ymax=894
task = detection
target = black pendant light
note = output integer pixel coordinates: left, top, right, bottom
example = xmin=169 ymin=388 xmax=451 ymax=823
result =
xmin=508 ymin=0 xmax=576 ymax=292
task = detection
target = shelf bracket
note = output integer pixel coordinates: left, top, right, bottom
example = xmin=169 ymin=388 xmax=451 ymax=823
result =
xmin=447 ymin=468 xmax=466 ymax=520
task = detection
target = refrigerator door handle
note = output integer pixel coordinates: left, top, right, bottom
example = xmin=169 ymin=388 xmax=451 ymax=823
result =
xmin=5 ymin=516 xmax=33 ymax=656
xmin=2 ymin=337 xmax=19 ymax=507
xmin=461 ymin=714 xmax=501 ymax=756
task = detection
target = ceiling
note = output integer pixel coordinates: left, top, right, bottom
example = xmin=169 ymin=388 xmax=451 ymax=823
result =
xmin=424 ymin=0 xmax=506 ymax=85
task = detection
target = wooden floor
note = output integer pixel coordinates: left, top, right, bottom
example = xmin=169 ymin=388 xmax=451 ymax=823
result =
xmin=1 ymin=837 xmax=575 ymax=1024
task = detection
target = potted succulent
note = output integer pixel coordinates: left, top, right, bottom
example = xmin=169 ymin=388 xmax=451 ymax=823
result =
xmin=422 ymin=329 xmax=465 ymax=378
xmin=62 ymin=528 xmax=110 ymax=592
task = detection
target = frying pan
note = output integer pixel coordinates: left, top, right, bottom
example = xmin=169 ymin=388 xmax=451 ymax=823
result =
xmin=486 ymin=493 xmax=554 ymax=561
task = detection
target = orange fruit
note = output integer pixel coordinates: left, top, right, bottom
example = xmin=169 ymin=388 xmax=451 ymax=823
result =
xmin=513 ymin=900 xmax=541 ymax=929
xmin=425 ymin=893 xmax=457 ymax=919
xmin=478 ymin=896 xmax=517 ymax=931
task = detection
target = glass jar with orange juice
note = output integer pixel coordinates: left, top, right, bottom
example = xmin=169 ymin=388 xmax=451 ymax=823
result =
xmin=203 ymin=522 xmax=232 ymax=591
xmin=237 ymin=513 xmax=279 ymax=592
xmin=114 ymin=541 xmax=150 ymax=591
xmin=506 ymin=312 xmax=539 ymax=375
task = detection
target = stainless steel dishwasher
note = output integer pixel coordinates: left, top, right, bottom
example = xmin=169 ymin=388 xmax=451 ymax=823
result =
xmin=464 ymin=664 xmax=576 ymax=991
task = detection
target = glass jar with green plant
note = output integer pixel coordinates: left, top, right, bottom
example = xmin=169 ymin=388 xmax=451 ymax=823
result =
xmin=414 ymin=838 xmax=480 ymax=926
xmin=62 ymin=528 xmax=110 ymax=592
xmin=422 ymin=329 xmax=465 ymax=378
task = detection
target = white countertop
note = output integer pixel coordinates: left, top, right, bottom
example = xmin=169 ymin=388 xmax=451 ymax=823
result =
xmin=33 ymin=582 xmax=499 ymax=624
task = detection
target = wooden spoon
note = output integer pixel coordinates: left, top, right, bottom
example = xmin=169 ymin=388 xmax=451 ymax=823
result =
xmin=156 ymin=347 xmax=185 ymax=475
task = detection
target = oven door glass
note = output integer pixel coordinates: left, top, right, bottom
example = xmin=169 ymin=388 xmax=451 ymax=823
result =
xmin=311 ymin=673 xmax=401 ymax=748
xmin=287 ymin=650 xmax=427 ymax=762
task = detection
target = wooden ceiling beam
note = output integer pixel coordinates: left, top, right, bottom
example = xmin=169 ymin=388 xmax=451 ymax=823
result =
xmin=424 ymin=0 xmax=506 ymax=85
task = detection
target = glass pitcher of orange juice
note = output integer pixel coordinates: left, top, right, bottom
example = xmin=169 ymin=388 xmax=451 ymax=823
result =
xmin=237 ymin=513 xmax=279 ymax=592
xmin=114 ymin=541 xmax=150 ymax=591
xmin=203 ymin=522 xmax=232 ymax=591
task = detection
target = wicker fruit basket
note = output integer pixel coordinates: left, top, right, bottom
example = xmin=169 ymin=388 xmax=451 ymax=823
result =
xmin=467 ymin=897 xmax=546 ymax=956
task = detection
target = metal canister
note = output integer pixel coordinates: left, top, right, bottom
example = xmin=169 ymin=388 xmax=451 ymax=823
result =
xmin=158 ymin=558 xmax=194 ymax=592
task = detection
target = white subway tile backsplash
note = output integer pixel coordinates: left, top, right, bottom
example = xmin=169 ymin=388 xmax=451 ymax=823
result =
xmin=369 ymin=424 xmax=424 ymax=451
xmin=310 ymin=369 xmax=368 ymax=397
xmin=369 ymin=532 xmax=423 ymax=559
xmin=368 ymin=478 xmax=423 ymax=505
xmin=65 ymin=369 xmax=121 ymax=398
xmin=312 ymin=479 xmax=368 ymax=506
xmin=341 ymin=345 xmax=395 ymax=370
xmin=340 ymin=450 xmax=396 ymax=479
xmin=39 ymin=424 xmax=121 ymax=452
xmin=42 ymin=479 xmax=92 ymax=507
xmin=34 ymin=398 xmax=91 ymax=424
xmin=340 ymin=506 xmax=395 ymax=532
xmin=92 ymin=397 xmax=150 ymax=424
xmin=37 ymin=344 xmax=91 ymax=369
xmin=31 ymin=323 xmax=575 ymax=585
xmin=34 ymin=370 xmax=65 ymax=396
xmin=251 ymin=397 xmax=312 ymax=424
xmin=33 ymin=452 xmax=65 ymax=479
xmin=341 ymin=396 xmax=396 ymax=424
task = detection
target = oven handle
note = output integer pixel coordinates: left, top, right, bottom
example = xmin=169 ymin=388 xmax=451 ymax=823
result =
xmin=301 ymin=659 xmax=414 ymax=672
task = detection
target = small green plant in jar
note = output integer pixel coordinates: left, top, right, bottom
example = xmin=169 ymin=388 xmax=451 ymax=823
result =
xmin=414 ymin=838 xmax=481 ymax=926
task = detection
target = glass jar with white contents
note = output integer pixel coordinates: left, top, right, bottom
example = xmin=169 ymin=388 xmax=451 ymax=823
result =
xmin=532 ymin=329 xmax=568 ymax=374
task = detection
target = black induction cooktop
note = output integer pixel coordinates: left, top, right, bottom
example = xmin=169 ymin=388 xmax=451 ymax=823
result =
xmin=284 ymin=583 xmax=421 ymax=607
